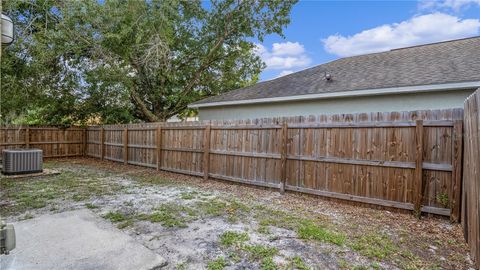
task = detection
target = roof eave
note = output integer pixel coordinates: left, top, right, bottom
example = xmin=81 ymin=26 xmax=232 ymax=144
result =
xmin=189 ymin=81 xmax=480 ymax=108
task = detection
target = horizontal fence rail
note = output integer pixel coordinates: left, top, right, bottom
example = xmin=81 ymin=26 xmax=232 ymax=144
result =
xmin=83 ymin=109 xmax=463 ymax=220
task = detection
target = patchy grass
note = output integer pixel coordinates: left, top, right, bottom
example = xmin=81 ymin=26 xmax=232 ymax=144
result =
xmin=117 ymin=219 xmax=134 ymax=229
xmin=207 ymin=257 xmax=227 ymax=270
xmin=139 ymin=203 xmax=196 ymax=228
xmin=288 ymin=256 xmax=310 ymax=270
xmin=220 ymin=231 xmax=250 ymax=247
xmin=102 ymin=211 xmax=138 ymax=229
xmin=175 ymin=262 xmax=188 ymax=270
xmin=195 ymin=197 xmax=251 ymax=223
xmin=257 ymin=225 xmax=271 ymax=235
xmin=217 ymin=226 xmax=282 ymax=268
xmin=260 ymin=256 xmax=277 ymax=270
xmin=297 ymin=220 xmax=346 ymax=246
xmin=254 ymin=205 xmax=345 ymax=246
xmin=85 ymin=203 xmax=99 ymax=209
xmin=349 ymin=232 xmax=397 ymax=260
xmin=180 ymin=191 xmax=198 ymax=200
xmin=197 ymin=199 xmax=228 ymax=216
xmin=243 ymin=244 xmax=278 ymax=260
xmin=103 ymin=211 xmax=128 ymax=223
xmin=0 ymin=167 xmax=124 ymax=216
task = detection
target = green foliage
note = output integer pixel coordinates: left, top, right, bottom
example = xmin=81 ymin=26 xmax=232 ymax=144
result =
xmin=180 ymin=191 xmax=197 ymax=200
xmin=103 ymin=211 xmax=127 ymax=223
xmin=102 ymin=210 xmax=135 ymax=229
xmin=243 ymin=244 xmax=278 ymax=260
xmin=260 ymin=256 xmax=278 ymax=270
xmin=436 ymin=193 xmax=449 ymax=208
xmin=197 ymin=199 xmax=228 ymax=216
xmin=254 ymin=206 xmax=344 ymax=246
xmin=220 ymin=231 xmax=250 ymax=247
xmin=207 ymin=257 xmax=227 ymax=270
xmin=142 ymin=203 xmax=197 ymax=227
xmin=176 ymin=262 xmax=187 ymax=270
xmin=349 ymin=233 xmax=397 ymax=260
xmin=85 ymin=203 xmax=98 ymax=209
xmin=288 ymin=256 xmax=310 ymax=270
xmin=257 ymin=225 xmax=271 ymax=235
xmin=297 ymin=220 xmax=346 ymax=246
xmin=0 ymin=167 xmax=124 ymax=216
xmin=2 ymin=0 xmax=297 ymax=124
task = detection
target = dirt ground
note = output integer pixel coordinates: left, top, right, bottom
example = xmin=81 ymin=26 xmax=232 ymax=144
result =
xmin=0 ymin=158 xmax=475 ymax=270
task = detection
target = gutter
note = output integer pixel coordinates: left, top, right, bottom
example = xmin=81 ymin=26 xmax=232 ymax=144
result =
xmin=188 ymin=81 xmax=480 ymax=108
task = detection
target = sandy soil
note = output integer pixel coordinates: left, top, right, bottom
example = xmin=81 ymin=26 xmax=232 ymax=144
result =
xmin=0 ymin=158 xmax=475 ymax=270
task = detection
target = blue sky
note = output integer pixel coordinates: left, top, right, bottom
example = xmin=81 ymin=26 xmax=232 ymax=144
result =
xmin=257 ymin=0 xmax=480 ymax=81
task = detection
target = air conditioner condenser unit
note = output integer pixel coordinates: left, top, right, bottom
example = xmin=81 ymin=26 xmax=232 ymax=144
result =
xmin=2 ymin=149 xmax=43 ymax=175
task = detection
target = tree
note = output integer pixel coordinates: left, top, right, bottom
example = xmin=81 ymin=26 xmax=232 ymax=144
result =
xmin=1 ymin=0 xmax=136 ymax=125
xmin=1 ymin=0 xmax=297 ymax=123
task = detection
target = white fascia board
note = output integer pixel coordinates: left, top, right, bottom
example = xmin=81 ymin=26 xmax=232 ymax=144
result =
xmin=189 ymin=81 xmax=480 ymax=108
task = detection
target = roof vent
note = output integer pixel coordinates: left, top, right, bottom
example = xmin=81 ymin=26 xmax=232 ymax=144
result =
xmin=324 ymin=72 xmax=332 ymax=81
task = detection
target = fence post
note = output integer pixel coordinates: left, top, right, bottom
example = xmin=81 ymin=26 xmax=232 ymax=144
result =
xmin=25 ymin=127 xmax=30 ymax=148
xmin=451 ymin=120 xmax=463 ymax=222
xmin=280 ymin=121 xmax=288 ymax=193
xmin=123 ymin=128 xmax=128 ymax=165
xmin=413 ymin=119 xmax=424 ymax=217
xmin=156 ymin=126 xmax=162 ymax=171
xmin=83 ymin=128 xmax=87 ymax=157
xmin=203 ymin=124 xmax=211 ymax=180
xmin=63 ymin=129 xmax=68 ymax=157
xmin=100 ymin=127 xmax=105 ymax=160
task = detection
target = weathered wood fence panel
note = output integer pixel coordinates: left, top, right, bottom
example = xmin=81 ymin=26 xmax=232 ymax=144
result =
xmin=0 ymin=126 xmax=84 ymax=158
xmin=86 ymin=128 xmax=101 ymax=158
xmin=462 ymin=89 xmax=480 ymax=269
xmin=161 ymin=125 xmax=205 ymax=175
xmin=84 ymin=109 xmax=463 ymax=218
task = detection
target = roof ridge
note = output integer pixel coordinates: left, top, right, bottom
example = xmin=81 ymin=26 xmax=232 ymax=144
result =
xmin=389 ymin=35 xmax=480 ymax=51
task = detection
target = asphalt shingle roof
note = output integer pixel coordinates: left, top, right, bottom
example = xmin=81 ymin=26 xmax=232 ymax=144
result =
xmin=192 ymin=36 xmax=480 ymax=106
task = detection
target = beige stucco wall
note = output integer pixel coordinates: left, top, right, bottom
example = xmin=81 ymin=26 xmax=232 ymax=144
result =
xmin=197 ymin=89 xmax=474 ymax=121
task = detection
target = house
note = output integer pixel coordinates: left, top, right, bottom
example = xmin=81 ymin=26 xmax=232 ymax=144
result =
xmin=189 ymin=36 xmax=480 ymax=120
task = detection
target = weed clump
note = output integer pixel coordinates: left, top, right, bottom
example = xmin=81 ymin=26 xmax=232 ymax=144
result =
xmin=220 ymin=231 xmax=250 ymax=247
xmin=207 ymin=257 xmax=227 ymax=270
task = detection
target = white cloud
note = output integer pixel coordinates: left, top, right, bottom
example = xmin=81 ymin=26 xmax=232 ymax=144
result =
xmin=271 ymin=42 xmax=305 ymax=56
xmin=276 ymin=70 xmax=294 ymax=78
xmin=255 ymin=42 xmax=311 ymax=70
xmin=419 ymin=0 xmax=480 ymax=11
xmin=323 ymin=13 xmax=480 ymax=57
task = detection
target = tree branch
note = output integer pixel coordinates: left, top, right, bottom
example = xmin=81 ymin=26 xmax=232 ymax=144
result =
xmin=130 ymin=86 xmax=159 ymax=122
xmin=169 ymin=4 xmax=241 ymax=115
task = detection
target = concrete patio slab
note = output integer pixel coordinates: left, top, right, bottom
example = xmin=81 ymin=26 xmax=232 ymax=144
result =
xmin=0 ymin=209 xmax=167 ymax=270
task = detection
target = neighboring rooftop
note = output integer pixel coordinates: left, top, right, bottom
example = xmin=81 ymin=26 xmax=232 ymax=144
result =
xmin=191 ymin=36 xmax=480 ymax=107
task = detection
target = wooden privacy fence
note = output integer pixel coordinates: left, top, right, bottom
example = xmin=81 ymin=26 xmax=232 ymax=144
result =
xmin=85 ymin=109 xmax=463 ymax=220
xmin=462 ymin=89 xmax=480 ymax=269
xmin=0 ymin=126 xmax=85 ymax=158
